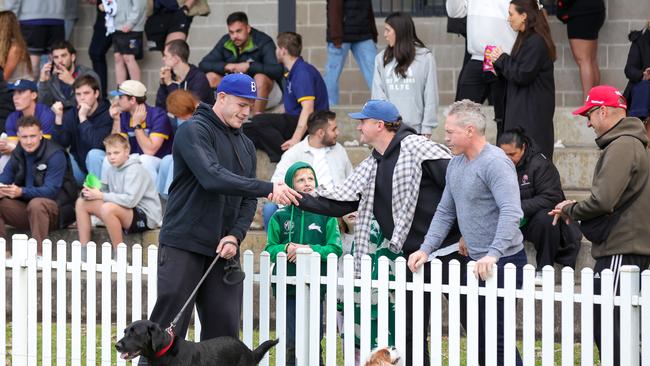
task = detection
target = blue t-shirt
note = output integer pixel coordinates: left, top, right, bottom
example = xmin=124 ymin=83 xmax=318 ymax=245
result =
xmin=119 ymin=104 xmax=173 ymax=158
xmin=5 ymin=103 xmax=55 ymax=139
xmin=283 ymin=57 xmax=329 ymax=116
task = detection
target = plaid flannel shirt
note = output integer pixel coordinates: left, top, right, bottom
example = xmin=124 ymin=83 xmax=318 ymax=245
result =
xmin=316 ymin=134 xmax=452 ymax=274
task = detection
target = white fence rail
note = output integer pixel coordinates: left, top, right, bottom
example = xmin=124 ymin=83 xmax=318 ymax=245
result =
xmin=4 ymin=235 xmax=650 ymax=365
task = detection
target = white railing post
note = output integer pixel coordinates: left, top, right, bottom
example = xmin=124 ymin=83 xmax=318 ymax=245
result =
xmin=295 ymin=247 xmax=313 ymax=366
xmin=308 ymin=252 xmax=322 ymax=366
xmin=11 ymin=234 xmax=28 ymax=366
xmin=360 ymin=255 xmax=373 ymax=363
xmin=641 ymin=269 xmax=650 ymax=365
xmin=560 ymin=267 xmax=575 ymax=366
xmin=0 ymin=238 xmax=6 ymax=365
xmin=484 ymin=264 xmax=498 ymax=366
xmin=541 ymin=265 xmax=555 ymax=366
xmin=619 ymin=265 xmax=640 ymax=366
xmin=26 ymin=238 xmax=37 ymax=366
xmin=275 ymin=252 xmax=288 ymax=366
xmin=259 ymin=252 xmax=271 ymax=366
xmin=465 ymin=261 xmax=479 ymax=366
xmin=448 ymin=260 xmax=461 ymax=366
xmin=342 ymin=254 xmax=355 ymax=366
xmin=71 ymin=241 xmax=82 ymax=366
xmin=86 ymin=242 xmax=97 ymax=366
xmin=503 ymin=263 xmax=517 ymax=366
xmin=242 ymin=250 xmax=254 ymax=348
xmin=325 ymin=254 xmax=338 ymax=366
xmin=521 ymin=264 xmax=536 ymax=366
xmin=580 ymin=268 xmax=594 ymax=366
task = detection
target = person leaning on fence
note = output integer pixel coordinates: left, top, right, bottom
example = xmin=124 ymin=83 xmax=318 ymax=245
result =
xmin=409 ymin=99 xmax=527 ymax=366
xmin=549 ymin=85 xmax=650 ymax=366
xmin=75 ymin=134 xmax=162 ymax=257
xmin=0 ymin=116 xmax=77 ymax=256
xmin=264 ymin=161 xmax=342 ymax=366
xmin=291 ymin=99 xmax=469 ymax=366
xmin=139 ymin=74 xmax=301 ymax=365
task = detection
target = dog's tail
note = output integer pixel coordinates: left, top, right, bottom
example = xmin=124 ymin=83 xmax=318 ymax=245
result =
xmin=252 ymin=338 xmax=279 ymax=363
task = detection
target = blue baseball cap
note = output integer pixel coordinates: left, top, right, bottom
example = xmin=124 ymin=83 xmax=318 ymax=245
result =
xmin=8 ymin=79 xmax=37 ymax=92
xmin=348 ymin=100 xmax=401 ymax=122
xmin=216 ymin=73 xmax=267 ymax=100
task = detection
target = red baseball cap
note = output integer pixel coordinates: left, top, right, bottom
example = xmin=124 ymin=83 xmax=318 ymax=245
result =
xmin=573 ymin=85 xmax=627 ymax=116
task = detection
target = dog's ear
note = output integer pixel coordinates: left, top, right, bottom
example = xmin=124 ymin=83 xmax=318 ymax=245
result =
xmin=148 ymin=323 xmax=168 ymax=352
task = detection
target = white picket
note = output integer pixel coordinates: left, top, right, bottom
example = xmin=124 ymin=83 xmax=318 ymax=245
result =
xmin=27 ymin=239 xmax=37 ymax=366
xmin=275 ymin=252 xmax=288 ymax=366
xmin=642 ymin=270 xmax=650 ymax=365
xmin=131 ymin=244 xmax=143 ymax=365
xmin=503 ymin=263 xmax=517 ymax=366
xmin=560 ymin=267 xmax=574 ymax=366
xmin=325 ymin=254 xmax=338 ymax=366
xmin=0 ymin=238 xmax=6 ymax=365
xmin=359 ymin=255 xmax=372 ymax=363
xmin=447 ymin=260 xmax=461 ymax=366
xmin=101 ymin=243 xmax=112 ymax=365
xmin=41 ymin=240 xmax=53 ymax=365
xmin=242 ymin=250 xmax=254 ymax=348
xmin=258 ymin=252 xmax=271 ymax=366
xmin=465 ymin=261 xmax=479 ymax=366
xmin=71 ymin=241 xmax=82 ymax=366
xmin=56 ymin=240 xmax=67 ymax=365
xmin=308 ymin=252 xmax=322 ymax=366
xmin=342 ymin=254 xmax=355 ymax=366
xmin=86 ymin=243 xmax=97 ymax=366
xmin=619 ymin=266 xmax=640 ymax=366
xmin=541 ymin=265 xmax=554 ymax=366
xmin=147 ymin=245 xmax=158 ymax=318
xmin=116 ymin=244 xmax=128 ymax=366
xmin=521 ymin=264 xmax=536 ymax=365
xmin=394 ymin=258 xmax=407 ymax=363
xmin=484 ymin=265 xmax=498 ymax=366
xmin=377 ymin=257 xmax=390 ymax=350
xmin=600 ymin=269 xmax=615 ymax=365
xmin=580 ymin=268 xmax=594 ymax=366
xmin=193 ymin=306 xmax=201 ymax=342
xmin=294 ymin=248 xmax=310 ymax=365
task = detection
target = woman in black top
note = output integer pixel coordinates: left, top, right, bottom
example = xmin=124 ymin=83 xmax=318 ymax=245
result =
xmin=489 ymin=0 xmax=556 ymax=158
xmin=624 ymin=21 xmax=650 ymax=140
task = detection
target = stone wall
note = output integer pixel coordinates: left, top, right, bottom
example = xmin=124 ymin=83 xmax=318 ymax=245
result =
xmin=66 ymin=0 xmax=650 ymax=106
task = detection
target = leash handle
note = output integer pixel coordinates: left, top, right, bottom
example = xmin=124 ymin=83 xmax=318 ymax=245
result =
xmin=169 ymin=253 xmax=221 ymax=330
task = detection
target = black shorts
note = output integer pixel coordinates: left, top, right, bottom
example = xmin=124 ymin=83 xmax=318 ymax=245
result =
xmin=112 ymin=31 xmax=144 ymax=59
xmin=144 ymin=9 xmax=193 ymax=51
xmin=125 ymin=207 xmax=149 ymax=234
xmin=567 ymin=11 xmax=606 ymax=40
xmin=20 ymin=24 xmax=65 ymax=55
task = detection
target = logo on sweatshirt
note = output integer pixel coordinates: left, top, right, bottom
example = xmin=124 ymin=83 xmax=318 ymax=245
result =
xmin=283 ymin=220 xmax=294 ymax=233
xmin=307 ymin=223 xmax=322 ymax=233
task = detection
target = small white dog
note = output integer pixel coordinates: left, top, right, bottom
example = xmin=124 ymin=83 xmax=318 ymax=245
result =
xmin=364 ymin=346 xmax=401 ymax=366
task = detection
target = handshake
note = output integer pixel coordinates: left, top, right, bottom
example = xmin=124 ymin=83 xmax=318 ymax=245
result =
xmin=268 ymin=182 xmax=302 ymax=206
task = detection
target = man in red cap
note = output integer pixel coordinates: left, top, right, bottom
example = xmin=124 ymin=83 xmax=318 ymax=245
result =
xmin=549 ymin=85 xmax=650 ymax=365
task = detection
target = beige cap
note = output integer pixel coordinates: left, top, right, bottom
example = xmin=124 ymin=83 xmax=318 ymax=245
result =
xmin=110 ymin=80 xmax=147 ymax=98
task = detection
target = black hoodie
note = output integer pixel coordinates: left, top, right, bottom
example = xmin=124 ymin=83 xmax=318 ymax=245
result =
xmin=159 ymin=102 xmax=273 ymax=256
xmin=299 ymin=124 xmax=460 ymax=257
xmin=52 ymin=100 xmax=113 ymax=173
xmin=155 ymin=64 xmax=215 ymax=108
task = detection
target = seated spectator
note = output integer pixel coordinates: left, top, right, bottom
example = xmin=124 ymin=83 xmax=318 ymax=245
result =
xmin=198 ymin=11 xmax=283 ymax=114
xmin=0 ymin=116 xmax=78 ymax=254
xmin=38 ymin=40 xmax=102 ymax=108
xmin=624 ymin=20 xmax=650 ymax=139
xmin=243 ymin=32 xmax=329 ymax=163
xmin=155 ymin=39 xmax=214 ymax=109
xmin=155 ymin=89 xmax=198 ymax=198
xmin=76 ymin=133 xmax=161 ymax=252
xmin=51 ymin=75 xmax=113 ymax=184
xmin=0 ymin=11 xmax=33 ymax=83
xmin=498 ymin=128 xmax=581 ymax=279
xmin=111 ymin=0 xmax=147 ymax=84
xmin=264 ymin=161 xmax=342 ymax=365
xmin=263 ymin=110 xmax=352 ymax=228
xmin=1 ymin=79 xmax=55 ymax=171
xmin=86 ymin=80 xmax=173 ymax=184
xmin=144 ymin=0 xmax=206 ymax=51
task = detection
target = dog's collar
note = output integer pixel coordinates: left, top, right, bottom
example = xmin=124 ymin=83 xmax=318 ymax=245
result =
xmin=155 ymin=327 xmax=175 ymax=358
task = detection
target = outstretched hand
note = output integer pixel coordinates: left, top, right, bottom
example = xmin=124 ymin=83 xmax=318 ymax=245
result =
xmin=548 ymin=199 xmax=575 ymax=226
xmin=267 ymin=182 xmax=302 ymax=206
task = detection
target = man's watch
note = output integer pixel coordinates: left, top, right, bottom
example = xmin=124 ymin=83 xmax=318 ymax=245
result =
xmin=134 ymin=123 xmax=144 ymax=130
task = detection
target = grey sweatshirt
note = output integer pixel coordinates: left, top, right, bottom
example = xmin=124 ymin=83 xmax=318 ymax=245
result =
xmin=371 ymin=47 xmax=439 ymax=134
xmin=113 ymin=0 xmax=147 ymax=32
xmin=101 ymin=156 xmax=162 ymax=229
xmin=5 ymin=0 xmax=65 ymax=21
xmin=420 ymin=144 xmax=524 ymax=260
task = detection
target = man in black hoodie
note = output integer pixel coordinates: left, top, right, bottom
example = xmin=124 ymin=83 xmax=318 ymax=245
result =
xmin=141 ymin=74 xmax=300 ymax=364
xmin=293 ymin=100 xmax=467 ymax=366
xmin=198 ymin=12 xmax=283 ymax=115
xmin=156 ymin=39 xmax=214 ymax=108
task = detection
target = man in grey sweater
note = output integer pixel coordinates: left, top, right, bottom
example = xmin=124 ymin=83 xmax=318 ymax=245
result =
xmin=408 ymin=99 xmax=526 ymax=366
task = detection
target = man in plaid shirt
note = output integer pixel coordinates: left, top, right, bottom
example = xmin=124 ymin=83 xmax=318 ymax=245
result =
xmin=294 ymin=99 xmax=468 ymax=366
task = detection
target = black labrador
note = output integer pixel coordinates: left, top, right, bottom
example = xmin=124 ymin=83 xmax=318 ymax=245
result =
xmin=115 ymin=319 xmax=279 ymax=366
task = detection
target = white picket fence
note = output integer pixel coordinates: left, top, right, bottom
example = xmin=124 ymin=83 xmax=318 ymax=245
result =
xmin=3 ymin=234 xmax=650 ymax=365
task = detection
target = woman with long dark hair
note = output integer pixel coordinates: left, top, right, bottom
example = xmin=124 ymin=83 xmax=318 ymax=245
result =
xmin=0 ymin=11 xmax=32 ymax=82
xmin=489 ymin=0 xmax=556 ymax=158
xmin=371 ymin=12 xmax=438 ymax=137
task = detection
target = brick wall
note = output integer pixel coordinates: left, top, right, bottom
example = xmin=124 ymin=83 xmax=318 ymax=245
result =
xmin=67 ymin=0 xmax=650 ymax=106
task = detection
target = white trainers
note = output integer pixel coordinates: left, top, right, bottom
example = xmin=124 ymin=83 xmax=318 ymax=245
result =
xmin=534 ymin=271 xmax=543 ymax=286
xmin=554 ymin=139 xmax=565 ymax=148
xmin=91 ymin=215 xmax=106 ymax=227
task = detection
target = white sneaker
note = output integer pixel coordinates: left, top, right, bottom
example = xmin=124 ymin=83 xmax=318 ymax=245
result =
xmin=534 ymin=271 xmax=543 ymax=286
xmin=554 ymin=139 xmax=565 ymax=148
xmin=91 ymin=215 xmax=106 ymax=227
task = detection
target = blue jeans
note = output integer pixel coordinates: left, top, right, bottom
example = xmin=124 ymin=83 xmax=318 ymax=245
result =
xmin=156 ymin=155 xmax=174 ymax=198
xmin=262 ymin=202 xmax=279 ymax=230
xmin=477 ymin=248 xmax=527 ymax=366
xmin=68 ymin=153 xmax=86 ymax=185
xmin=323 ymin=39 xmax=376 ymax=106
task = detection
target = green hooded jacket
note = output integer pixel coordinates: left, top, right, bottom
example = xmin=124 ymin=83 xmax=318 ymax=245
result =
xmin=265 ymin=162 xmax=343 ymax=296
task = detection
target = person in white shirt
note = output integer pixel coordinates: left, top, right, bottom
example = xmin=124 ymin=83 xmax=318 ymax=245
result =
xmin=263 ymin=110 xmax=353 ymax=228
xmin=446 ymin=0 xmax=516 ymax=137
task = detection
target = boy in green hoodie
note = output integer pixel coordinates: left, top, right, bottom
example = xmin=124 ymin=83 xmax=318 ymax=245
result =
xmin=264 ymin=161 xmax=342 ymax=365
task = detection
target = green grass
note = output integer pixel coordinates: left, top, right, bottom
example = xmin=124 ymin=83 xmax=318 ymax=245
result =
xmin=5 ymin=324 xmax=600 ymax=365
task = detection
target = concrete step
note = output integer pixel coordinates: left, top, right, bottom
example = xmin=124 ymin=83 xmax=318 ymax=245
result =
xmin=331 ymin=106 xmax=597 ymax=148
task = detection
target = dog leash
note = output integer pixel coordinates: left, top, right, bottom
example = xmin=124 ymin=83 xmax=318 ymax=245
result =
xmin=167 ymin=253 xmax=222 ymax=333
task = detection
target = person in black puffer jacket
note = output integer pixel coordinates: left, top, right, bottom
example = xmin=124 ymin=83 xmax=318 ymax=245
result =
xmin=623 ymin=22 xmax=650 ymax=138
xmin=498 ymin=128 xmax=582 ymax=274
